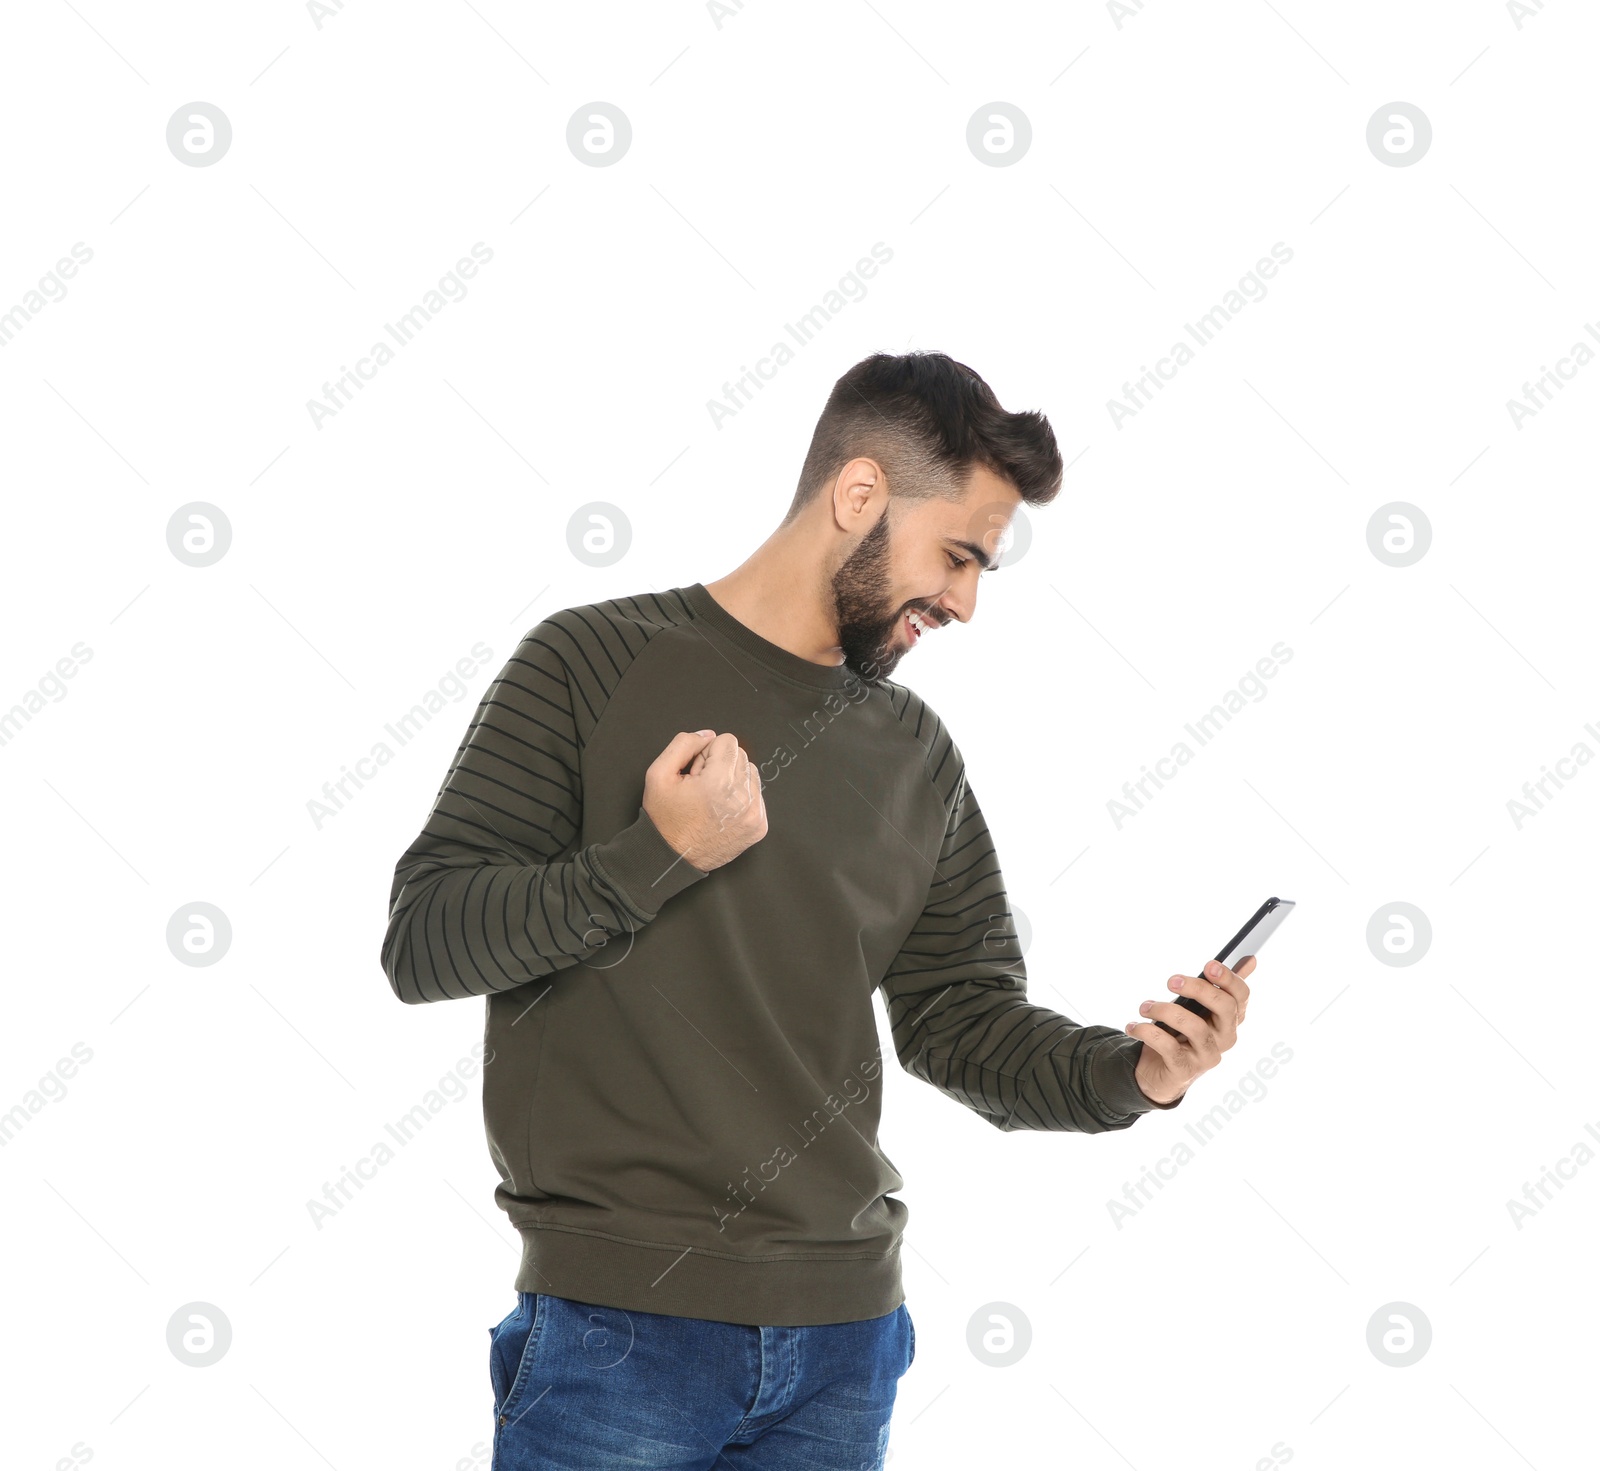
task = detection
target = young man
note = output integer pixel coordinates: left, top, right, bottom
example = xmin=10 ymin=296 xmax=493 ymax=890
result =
xmin=380 ymin=352 xmax=1256 ymax=1470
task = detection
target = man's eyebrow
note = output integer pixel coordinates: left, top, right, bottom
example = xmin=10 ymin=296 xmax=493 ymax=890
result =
xmin=949 ymin=537 xmax=1002 ymax=572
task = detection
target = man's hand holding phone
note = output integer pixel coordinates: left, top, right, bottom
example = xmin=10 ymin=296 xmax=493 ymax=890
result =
xmin=1126 ymin=956 xmax=1257 ymax=1106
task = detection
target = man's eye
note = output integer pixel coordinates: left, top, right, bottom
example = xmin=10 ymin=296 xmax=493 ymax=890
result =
xmin=946 ymin=552 xmax=967 ymax=570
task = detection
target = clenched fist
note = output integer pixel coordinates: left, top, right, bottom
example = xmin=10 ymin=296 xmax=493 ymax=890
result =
xmin=643 ymin=730 xmax=768 ymax=872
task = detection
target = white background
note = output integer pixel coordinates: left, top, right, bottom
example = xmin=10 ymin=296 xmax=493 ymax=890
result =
xmin=3 ymin=1 xmax=1596 ymax=1467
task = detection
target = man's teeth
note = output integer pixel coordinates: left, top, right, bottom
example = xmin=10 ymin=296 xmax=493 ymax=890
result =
xmin=907 ymin=610 xmax=930 ymax=636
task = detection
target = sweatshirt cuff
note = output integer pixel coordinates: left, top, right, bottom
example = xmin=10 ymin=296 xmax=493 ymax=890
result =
xmin=1089 ymin=1034 xmax=1186 ymax=1119
xmin=589 ymin=806 xmax=709 ymax=921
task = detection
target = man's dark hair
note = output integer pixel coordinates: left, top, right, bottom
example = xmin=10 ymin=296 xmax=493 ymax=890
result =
xmin=783 ymin=351 xmax=1063 ymax=524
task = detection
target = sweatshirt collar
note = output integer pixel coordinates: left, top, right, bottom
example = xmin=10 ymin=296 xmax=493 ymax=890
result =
xmin=680 ymin=583 xmax=863 ymax=693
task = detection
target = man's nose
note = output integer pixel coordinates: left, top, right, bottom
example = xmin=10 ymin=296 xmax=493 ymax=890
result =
xmin=936 ymin=586 xmax=974 ymax=625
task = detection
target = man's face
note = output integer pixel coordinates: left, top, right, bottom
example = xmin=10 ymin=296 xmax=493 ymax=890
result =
xmin=831 ymin=464 xmax=1022 ymax=682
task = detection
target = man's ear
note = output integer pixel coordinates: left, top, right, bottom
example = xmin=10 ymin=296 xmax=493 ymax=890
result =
xmin=830 ymin=457 xmax=887 ymax=530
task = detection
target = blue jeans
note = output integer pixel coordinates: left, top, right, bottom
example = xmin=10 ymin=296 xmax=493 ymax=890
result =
xmin=488 ymin=1292 xmax=915 ymax=1469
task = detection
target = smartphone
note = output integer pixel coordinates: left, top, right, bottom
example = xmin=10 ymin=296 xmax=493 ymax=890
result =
xmin=1158 ymin=896 xmax=1296 ymax=1037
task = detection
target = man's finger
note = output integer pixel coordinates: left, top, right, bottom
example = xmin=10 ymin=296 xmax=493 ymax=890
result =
xmin=1167 ymin=971 xmax=1239 ymax=1027
xmin=1126 ymin=1022 xmax=1190 ymax=1074
xmin=1140 ymin=1001 xmax=1220 ymax=1059
xmin=656 ymin=729 xmax=718 ymax=777
xmin=1228 ymin=958 xmax=1254 ymax=1022
xmin=1194 ymin=960 xmax=1252 ymax=1016
xmin=709 ymin=739 xmax=743 ymax=793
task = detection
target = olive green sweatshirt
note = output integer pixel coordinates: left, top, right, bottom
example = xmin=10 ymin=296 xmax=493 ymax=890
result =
xmin=380 ymin=583 xmax=1171 ymax=1326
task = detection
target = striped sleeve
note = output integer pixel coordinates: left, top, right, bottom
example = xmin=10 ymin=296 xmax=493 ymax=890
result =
xmin=380 ymin=607 xmax=706 ymax=1005
xmin=879 ymin=749 xmax=1179 ymax=1132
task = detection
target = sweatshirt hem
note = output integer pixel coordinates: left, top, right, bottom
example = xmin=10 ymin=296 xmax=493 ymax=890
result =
xmin=513 ymin=1223 xmax=904 ymax=1327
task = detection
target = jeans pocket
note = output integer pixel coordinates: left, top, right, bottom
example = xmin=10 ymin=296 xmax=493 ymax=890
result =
xmin=903 ymin=1303 xmax=916 ymax=1372
xmin=490 ymin=1293 xmax=544 ymax=1425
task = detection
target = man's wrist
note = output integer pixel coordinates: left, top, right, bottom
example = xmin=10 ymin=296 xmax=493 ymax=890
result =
xmin=1132 ymin=1052 xmax=1187 ymax=1110
xmin=1091 ymin=1035 xmax=1178 ymax=1117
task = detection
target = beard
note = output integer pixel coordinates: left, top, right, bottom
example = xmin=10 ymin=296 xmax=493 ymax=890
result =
xmin=830 ymin=509 xmax=907 ymax=684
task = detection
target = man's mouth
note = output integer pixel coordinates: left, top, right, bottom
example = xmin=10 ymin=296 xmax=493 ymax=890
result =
xmin=903 ymin=607 xmax=937 ymax=644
